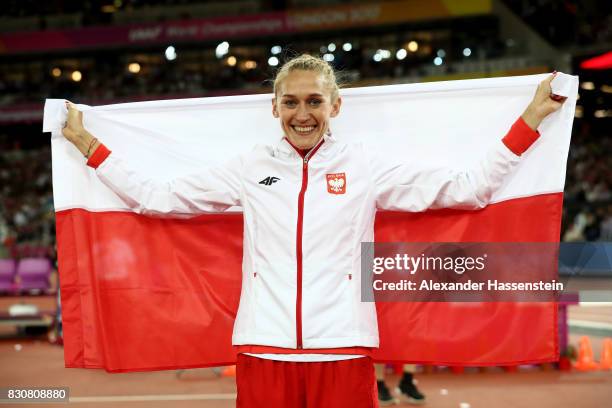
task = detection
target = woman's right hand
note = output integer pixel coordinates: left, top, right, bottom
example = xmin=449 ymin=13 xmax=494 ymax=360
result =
xmin=62 ymin=101 xmax=99 ymax=157
xmin=62 ymin=102 xmax=85 ymax=143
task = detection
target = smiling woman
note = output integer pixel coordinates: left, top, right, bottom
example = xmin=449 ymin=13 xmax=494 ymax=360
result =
xmin=272 ymin=54 xmax=342 ymax=150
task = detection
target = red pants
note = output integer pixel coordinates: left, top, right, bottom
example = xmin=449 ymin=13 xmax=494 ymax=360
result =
xmin=236 ymin=354 xmax=379 ymax=408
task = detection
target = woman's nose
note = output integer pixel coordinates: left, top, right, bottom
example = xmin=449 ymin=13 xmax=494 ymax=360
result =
xmin=295 ymin=104 xmax=310 ymax=120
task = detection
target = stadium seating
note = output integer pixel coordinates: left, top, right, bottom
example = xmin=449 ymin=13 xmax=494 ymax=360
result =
xmin=15 ymin=258 xmax=52 ymax=294
xmin=0 ymin=258 xmax=16 ymax=293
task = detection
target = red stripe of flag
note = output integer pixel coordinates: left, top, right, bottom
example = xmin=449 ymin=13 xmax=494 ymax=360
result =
xmin=56 ymin=193 xmax=561 ymax=372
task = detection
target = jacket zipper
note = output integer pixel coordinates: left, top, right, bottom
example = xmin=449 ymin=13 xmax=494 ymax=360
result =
xmin=296 ymin=157 xmax=307 ymax=349
xmin=292 ymin=138 xmax=324 ymax=349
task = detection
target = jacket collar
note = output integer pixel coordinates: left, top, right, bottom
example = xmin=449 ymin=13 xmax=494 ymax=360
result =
xmin=274 ymin=132 xmax=337 ymax=160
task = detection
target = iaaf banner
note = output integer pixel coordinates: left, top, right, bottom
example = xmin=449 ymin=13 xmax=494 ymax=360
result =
xmin=1 ymin=0 xmax=490 ymax=54
xmin=44 ymin=73 xmax=578 ymax=372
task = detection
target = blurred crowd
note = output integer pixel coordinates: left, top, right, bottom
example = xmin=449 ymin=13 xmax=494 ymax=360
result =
xmin=0 ymin=139 xmax=55 ymax=259
xmin=0 ymin=31 xmax=514 ymax=108
xmin=562 ymin=122 xmax=612 ymax=242
xmin=0 ymin=54 xmax=269 ymax=106
xmin=503 ymin=0 xmax=612 ymax=46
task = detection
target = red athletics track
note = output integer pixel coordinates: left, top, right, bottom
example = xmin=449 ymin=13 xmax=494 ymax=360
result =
xmin=1 ymin=295 xmax=611 ymax=407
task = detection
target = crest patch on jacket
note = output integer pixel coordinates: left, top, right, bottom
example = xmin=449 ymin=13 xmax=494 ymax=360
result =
xmin=326 ymin=172 xmax=346 ymax=194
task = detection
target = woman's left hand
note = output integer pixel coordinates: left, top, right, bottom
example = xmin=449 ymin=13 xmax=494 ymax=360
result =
xmin=521 ymin=73 xmax=567 ymax=131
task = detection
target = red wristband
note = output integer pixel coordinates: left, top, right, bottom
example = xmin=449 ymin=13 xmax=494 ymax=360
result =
xmin=86 ymin=143 xmax=112 ymax=169
xmin=502 ymin=117 xmax=541 ymax=156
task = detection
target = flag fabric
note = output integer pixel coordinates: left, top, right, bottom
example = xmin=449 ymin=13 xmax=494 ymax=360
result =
xmin=44 ymin=74 xmax=578 ymax=372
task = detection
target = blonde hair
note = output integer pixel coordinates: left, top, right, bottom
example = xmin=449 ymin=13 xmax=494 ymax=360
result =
xmin=273 ymin=54 xmax=340 ymax=101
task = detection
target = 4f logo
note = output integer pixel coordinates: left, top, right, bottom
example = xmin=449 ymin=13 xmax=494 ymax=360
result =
xmin=326 ymin=173 xmax=346 ymax=195
xmin=259 ymin=176 xmax=280 ymax=186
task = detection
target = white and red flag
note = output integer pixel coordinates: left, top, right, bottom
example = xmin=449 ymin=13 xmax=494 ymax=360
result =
xmin=44 ymin=74 xmax=578 ymax=372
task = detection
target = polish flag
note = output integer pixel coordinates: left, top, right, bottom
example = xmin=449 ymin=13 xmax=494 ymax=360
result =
xmin=44 ymin=74 xmax=578 ymax=372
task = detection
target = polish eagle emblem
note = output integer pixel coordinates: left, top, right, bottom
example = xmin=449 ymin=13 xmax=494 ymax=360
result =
xmin=326 ymin=172 xmax=346 ymax=194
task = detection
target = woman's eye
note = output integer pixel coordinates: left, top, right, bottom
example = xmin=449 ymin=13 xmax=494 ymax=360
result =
xmin=283 ymin=100 xmax=297 ymax=107
xmin=309 ymin=99 xmax=322 ymax=106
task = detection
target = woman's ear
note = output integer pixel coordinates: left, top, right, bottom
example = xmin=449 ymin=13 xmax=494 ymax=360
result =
xmin=272 ymin=98 xmax=279 ymax=118
xmin=330 ymin=96 xmax=342 ymax=118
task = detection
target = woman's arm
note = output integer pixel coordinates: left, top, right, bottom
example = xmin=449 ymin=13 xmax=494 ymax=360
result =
xmin=370 ymin=74 xmax=567 ymax=212
xmin=61 ymin=103 xmax=243 ymax=216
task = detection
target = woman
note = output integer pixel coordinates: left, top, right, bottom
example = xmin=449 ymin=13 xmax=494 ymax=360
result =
xmin=62 ymin=54 xmax=565 ymax=407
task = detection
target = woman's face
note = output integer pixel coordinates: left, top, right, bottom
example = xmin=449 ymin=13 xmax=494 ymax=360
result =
xmin=273 ymin=70 xmax=341 ymax=150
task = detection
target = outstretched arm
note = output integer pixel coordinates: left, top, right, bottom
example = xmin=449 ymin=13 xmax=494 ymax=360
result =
xmin=371 ymin=74 xmax=566 ymax=212
xmin=61 ymin=102 xmax=242 ymax=216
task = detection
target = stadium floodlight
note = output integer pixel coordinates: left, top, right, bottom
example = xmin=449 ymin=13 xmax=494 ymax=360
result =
xmin=327 ymin=43 xmax=336 ymax=52
xmin=434 ymin=57 xmax=443 ymax=66
xmin=437 ymin=49 xmax=446 ymax=58
xmin=268 ymin=56 xmax=279 ymax=67
xmin=51 ymin=68 xmax=61 ymax=77
xmin=215 ymin=41 xmax=230 ymax=59
xmin=581 ymin=81 xmax=595 ymax=90
xmin=320 ymin=46 xmax=327 ymax=54
xmin=407 ymin=41 xmax=418 ymax=52
xmin=243 ymin=60 xmax=257 ymax=70
xmin=373 ymin=53 xmax=382 ymax=62
xmin=271 ymin=45 xmax=282 ymax=55
xmin=227 ymin=56 xmax=237 ymax=67
xmin=128 ymin=63 xmax=141 ymax=73
xmin=463 ymin=47 xmax=472 ymax=57
xmin=342 ymin=42 xmax=352 ymax=52
xmin=165 ymin=46 xmax=177 ymax=61
xmin=71 ymin=71 xmax=82 ymax=82
xmin=396 ymin=49 xmax=407 ymax=60
xmin=377 ymin=49 xmax=391 ymax=59
xmin=323 ymin=53 xmax=334 ymax=62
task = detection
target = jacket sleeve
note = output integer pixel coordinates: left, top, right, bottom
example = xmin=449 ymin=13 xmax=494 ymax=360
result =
xmin=86 ymin=143 xmax=243 ymax=216
xmin=368 ymin=117 xmax=539 ymax=212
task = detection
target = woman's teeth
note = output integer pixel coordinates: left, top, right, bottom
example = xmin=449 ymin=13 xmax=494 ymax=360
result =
xmin=293 ymin=125 xmax=316 ymax=133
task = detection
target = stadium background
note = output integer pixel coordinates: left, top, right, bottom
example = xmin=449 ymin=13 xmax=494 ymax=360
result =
xmin=0 ymin=0 xmax=610 ymax=406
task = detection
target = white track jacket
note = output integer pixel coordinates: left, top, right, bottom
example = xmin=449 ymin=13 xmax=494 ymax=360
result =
xmin=91 ymin=120 xmax=533 ymax=351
